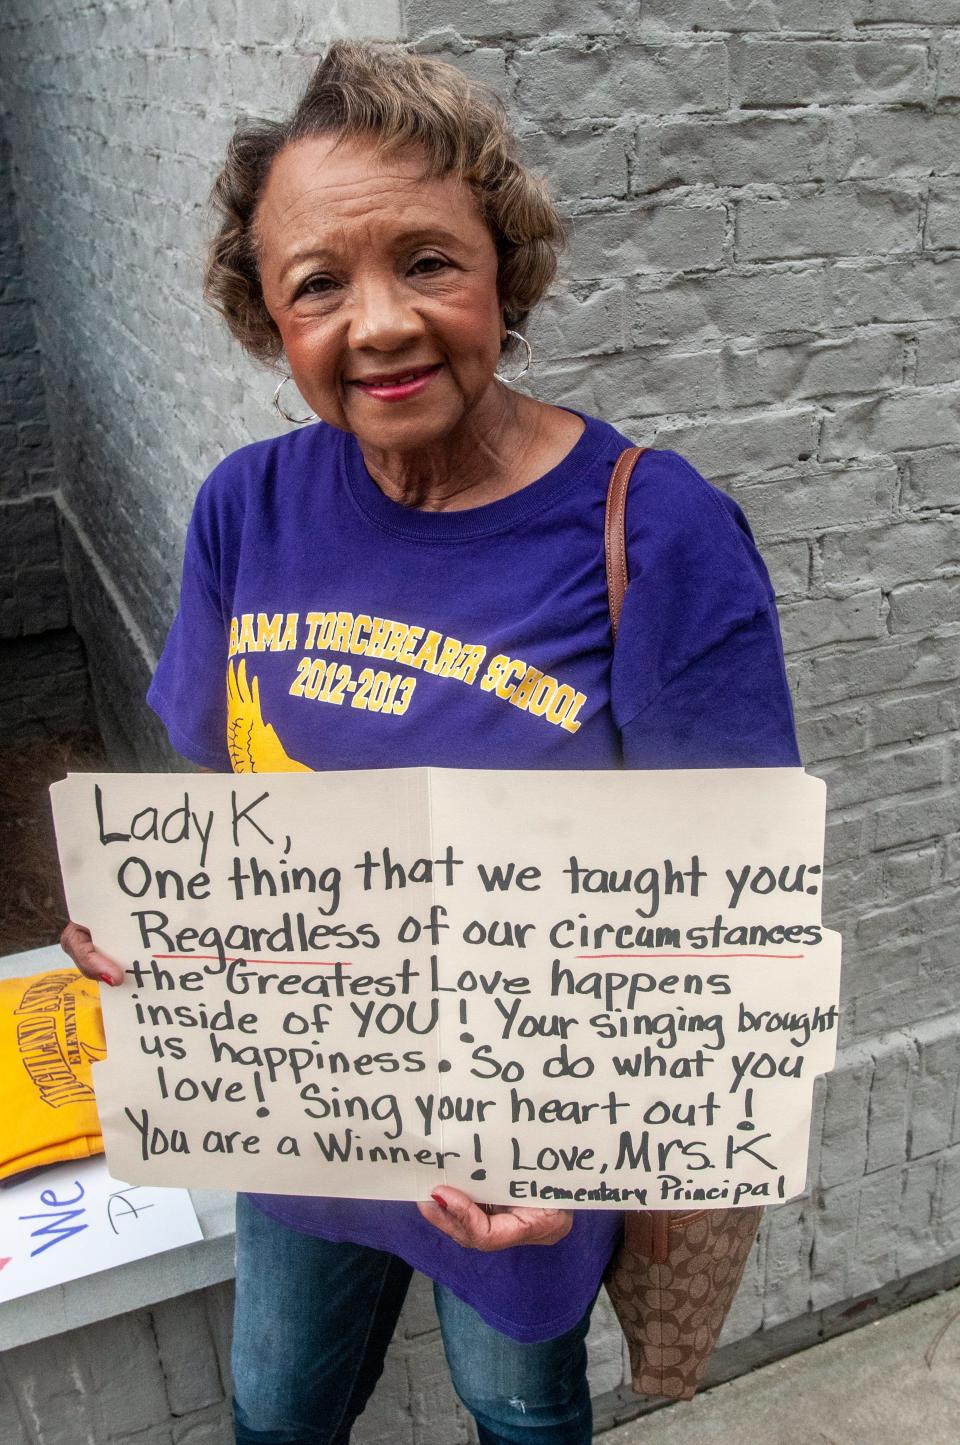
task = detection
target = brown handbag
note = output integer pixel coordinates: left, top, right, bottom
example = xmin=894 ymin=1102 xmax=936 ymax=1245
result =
xmin=601 ymin=446 xmax=762 ymax=1401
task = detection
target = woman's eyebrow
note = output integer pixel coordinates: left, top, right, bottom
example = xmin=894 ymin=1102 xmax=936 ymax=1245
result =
xmin=277 ymin=246 xmax=339 ymax=282
xmin=390 ymin=226 xmax=466 ymax=248
xmin=277 ymin=227 xmax=468 ymax=283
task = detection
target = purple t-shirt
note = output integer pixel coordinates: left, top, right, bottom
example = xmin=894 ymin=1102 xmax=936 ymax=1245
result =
xmin=148 ymin=411 xmax=800 ymax=1341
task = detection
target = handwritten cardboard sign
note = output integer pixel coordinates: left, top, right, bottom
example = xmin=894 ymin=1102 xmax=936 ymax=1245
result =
xmin=52 ymin=769 xmax=840 ymax=1210
xmin=0 ymin=1156 xmax=201 ymax=1302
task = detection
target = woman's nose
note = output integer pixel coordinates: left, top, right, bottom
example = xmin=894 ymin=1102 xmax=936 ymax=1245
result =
xmin=348 ymin=279 xmax=424 ymax=351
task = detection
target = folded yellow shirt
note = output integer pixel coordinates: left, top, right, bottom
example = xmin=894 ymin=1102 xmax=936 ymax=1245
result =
xmin=0 ymin=970 xmax=106 ymax=1183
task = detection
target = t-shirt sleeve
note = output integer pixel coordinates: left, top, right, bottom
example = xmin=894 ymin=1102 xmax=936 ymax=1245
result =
xmin=611 ymin=450 xmax=801 ymax=769
xmin=146 ymin=469 xmax=233 ymax=770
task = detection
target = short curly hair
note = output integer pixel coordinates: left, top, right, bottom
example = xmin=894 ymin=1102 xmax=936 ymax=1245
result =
xmin=203 ymin=41 xmax=566 ymax=366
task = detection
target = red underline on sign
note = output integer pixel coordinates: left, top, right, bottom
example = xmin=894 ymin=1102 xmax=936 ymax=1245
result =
xmin=575 ymin=952 xmax=806 ymax=960
xmin=152 ymin=953 xmax=349 ymax=966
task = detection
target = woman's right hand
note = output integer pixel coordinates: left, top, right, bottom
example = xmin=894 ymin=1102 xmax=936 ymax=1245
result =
xmin=60 ymin=922 xmax=124 ymax=986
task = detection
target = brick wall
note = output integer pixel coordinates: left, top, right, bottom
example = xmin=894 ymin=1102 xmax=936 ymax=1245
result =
xmin=0 ymin=0 xmax=401 ymax=765
xmin=0 ymin=120 xmax=93 ymax=741
xmin=0 ymin=1 xmax=958 ymax=1439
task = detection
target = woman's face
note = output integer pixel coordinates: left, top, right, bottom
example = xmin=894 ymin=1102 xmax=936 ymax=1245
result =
xmin=256 ymin=133 xmax=506 ymax=455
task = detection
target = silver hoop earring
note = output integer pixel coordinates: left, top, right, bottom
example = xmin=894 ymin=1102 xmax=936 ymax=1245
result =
xmin=272 ymin=374 xmax=316 ymax=425
xmin=496 ymin=329 xmax=532 ymax=386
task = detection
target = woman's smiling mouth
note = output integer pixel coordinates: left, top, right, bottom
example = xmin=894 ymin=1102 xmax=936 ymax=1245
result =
xmin=349 ymin=363 xmax=444 ymax=401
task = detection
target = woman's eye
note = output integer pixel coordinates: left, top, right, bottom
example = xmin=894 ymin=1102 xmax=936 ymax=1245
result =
xmin=410 ymin=255 xmax=447 ymax=276
xmin=299 ymin=275 xmax=338 ymax=296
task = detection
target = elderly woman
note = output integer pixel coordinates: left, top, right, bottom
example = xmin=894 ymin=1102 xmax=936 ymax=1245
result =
xmin=64 ymin=40 xmax=800 ymax=1445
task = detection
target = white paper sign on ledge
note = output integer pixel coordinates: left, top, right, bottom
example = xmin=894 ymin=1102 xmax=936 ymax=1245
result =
xmin=0 ymin=1156 xmax=202 ymax=1303
xmin=52 ymin=768 xmax=841 ymax=1210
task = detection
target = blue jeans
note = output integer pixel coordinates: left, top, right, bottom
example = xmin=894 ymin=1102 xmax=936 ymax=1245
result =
xmin=232 ymin=1195 xmax=594 ymax=1445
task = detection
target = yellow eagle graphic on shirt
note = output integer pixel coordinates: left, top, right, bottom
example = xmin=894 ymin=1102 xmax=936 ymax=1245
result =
xmin=226 ymin=610 xmax=589 ymax=771
xmin=227 ymin=659 xmax=309 ymax=772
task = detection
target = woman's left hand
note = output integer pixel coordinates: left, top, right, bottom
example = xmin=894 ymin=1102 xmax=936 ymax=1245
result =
xmin=418 ymin=1187 xmax=572 ymax=1251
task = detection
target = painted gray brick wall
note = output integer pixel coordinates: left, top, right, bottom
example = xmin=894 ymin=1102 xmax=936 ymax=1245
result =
xmin=0 ymin=125 xmax=54 ymax=508
xmin=0 ymin=119 xmax=93 ymax=740
xmin=0 ymin=0 xmax=958 ymax=1439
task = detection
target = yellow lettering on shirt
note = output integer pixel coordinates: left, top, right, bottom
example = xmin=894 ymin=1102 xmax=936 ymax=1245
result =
xmin=230 ymin=612 xmax=300 ymax=656
xmin=367 ymin=617 xmax=391 ymax=657
xmin=560 ymin=691 xmax=587 ymax=733
xmin=510 ymin=665 xmax=544 ymax=710
xmin=434 ymin=636 xmax=464 ymax=677
xmin=350 ymin=614 xmax=372 ymax=652
xmin=379 ymin=622 xmax=408 ymax=662
xmin=449 ymin=644 xmax=487 ymax=686
xmin=235 ymin=608 xmax=590 ymax=732
xmin=397 ymin=625 xmax=424 ymax=666
xmin=331 ymin=612 xmax=353 ymax=652
xmin=304 ymin=611 xmax=324 ymax=649
xmin=238 ymin=615 xmax=257 ymax=655
xmin=527 ymin=675 xmax=559 ymax=717
xmin=412 ymin=630 xmax=442 ymax=671
xmin=480 ymin=655 xmax=526 ymax=699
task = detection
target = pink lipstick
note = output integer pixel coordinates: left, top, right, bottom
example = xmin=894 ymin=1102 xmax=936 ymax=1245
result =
xmin=351 ymin=363 xmax=442 ymax=402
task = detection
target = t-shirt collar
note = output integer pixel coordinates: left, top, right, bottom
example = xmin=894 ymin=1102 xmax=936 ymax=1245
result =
xmin=340 ymin=410 xmax=616 ymax=542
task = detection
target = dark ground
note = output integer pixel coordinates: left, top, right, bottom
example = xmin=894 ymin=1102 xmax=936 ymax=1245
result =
xmin=0 ymin=730 xmax=108 ymax=954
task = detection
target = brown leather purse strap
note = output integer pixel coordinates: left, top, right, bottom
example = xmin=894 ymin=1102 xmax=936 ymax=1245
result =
xmin=605 ymin=448 xmax=721 ymax=1269
xmin=606 ymin=444 xmax=669 ymax=1259
xmin=604 ymin=446 xmax=647 ymax=639
xmin=623 ymin=1204 xmax=674 ymax=1263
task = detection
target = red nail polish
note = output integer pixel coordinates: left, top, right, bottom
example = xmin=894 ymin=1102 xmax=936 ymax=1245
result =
xmin=98 ymin=974 xmax=115 ymax=987
xmin=431 ymin=1191 xmax=448 ymax=1211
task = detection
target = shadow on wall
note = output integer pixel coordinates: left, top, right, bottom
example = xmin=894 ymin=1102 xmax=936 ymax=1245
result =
xmin=0 ymin=116 xmax=112 ymax=954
